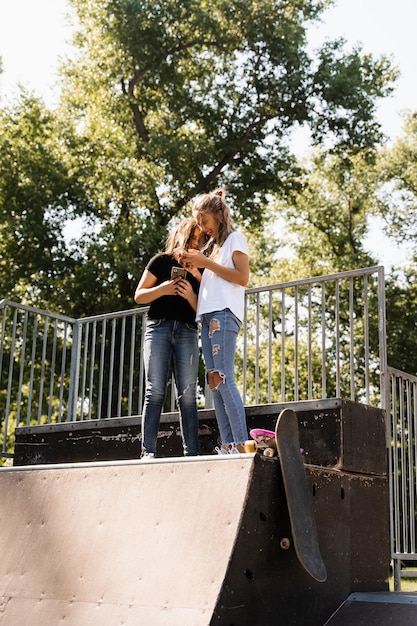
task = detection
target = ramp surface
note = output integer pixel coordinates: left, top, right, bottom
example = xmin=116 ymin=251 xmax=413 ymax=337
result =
xmin=0 ymin=456 xmax=253 ymax=625
xmin=0 ymin=454 xmax=394 ymax=625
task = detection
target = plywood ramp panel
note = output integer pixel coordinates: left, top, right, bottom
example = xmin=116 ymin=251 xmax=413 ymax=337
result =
xmin=0 ymin=456 xmax=254 ymax=626
xmin=0 ymin=454 xmax=396 ymax=625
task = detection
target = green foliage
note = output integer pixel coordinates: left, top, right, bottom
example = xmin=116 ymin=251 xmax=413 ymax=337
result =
xmin=41 ymin=0 xmax=395 ymax=312
xmin=272 ymin=151 xmax=380 ymax=276
xmin=378 ymin=111 xmax=417 ymax=245
xmin=0 ymin=2 xmax=402 ymax=319
xmin=63 ymin=0 xmax=395 ymax=204
xmin=365 ymin=111 xmax=417 ymax=375
xmin=385 ymin=269 xmax=417 ymax=375
xmin=0 ymin=94 xmax=81 ymax=305
xmin=311 ymin=42 xmax=397 ymax=152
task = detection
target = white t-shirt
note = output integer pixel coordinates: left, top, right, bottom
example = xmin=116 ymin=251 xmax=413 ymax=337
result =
xmin=196 ymin=231 xmax=249 ymax=323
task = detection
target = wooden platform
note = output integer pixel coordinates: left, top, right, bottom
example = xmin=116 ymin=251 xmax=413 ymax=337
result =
xmin=14 ymin=398 xmax=386 ymax=475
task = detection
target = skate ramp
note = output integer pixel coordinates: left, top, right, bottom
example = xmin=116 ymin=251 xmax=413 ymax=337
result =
xmin=0 ymin=456 xmax=256 ymax=626
xmin=0 ymin=454 xmax=392 ymax=625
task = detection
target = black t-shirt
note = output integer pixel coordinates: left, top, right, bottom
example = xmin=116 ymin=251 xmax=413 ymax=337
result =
xmin=145 ymin=254 xmax=200 ymax=325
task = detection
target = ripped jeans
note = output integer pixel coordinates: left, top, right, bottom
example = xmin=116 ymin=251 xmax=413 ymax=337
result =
xmin=141 ymin=318 xmax=199 ymax=456
xmin=200 ymin=309 xmax=248 ymax=445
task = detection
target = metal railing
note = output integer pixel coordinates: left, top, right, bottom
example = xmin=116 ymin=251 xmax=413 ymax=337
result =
xmin=0 ymin=302 xmax=75 ymax=457
xmin=3 ymin=265 xmax=414 ymax=587
xmin=388 ymin=366 xmax=417 ymax=590
xmin=0 ymin=301 xmax=151 ymax=446
xmin=241 ymin=266 xmax=387 ymax=407
xmin=1 ymin=266 xmax=386 ymax=435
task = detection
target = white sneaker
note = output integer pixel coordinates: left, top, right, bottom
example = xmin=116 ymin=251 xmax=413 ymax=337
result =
xmin=214 ymin=446 xmax=229 ymax=455
xmin=140 ymin=452 xmax=155 ymax=461
xmin=229 ymin=443 xmax=246 ymax=454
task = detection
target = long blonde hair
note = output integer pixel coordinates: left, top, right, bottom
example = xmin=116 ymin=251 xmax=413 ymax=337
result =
xmin=191 ymin=188 xmax=235 ymax=257
xmin=165 ymin=218 xmax=204 ymax=255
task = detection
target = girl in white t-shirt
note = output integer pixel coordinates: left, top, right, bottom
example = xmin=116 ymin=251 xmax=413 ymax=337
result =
xmin=178 ymin=189 xmax=249 ymax=453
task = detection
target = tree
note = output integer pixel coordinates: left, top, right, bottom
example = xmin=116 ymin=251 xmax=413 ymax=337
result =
xmin=0 ymin=1 xmax=398 ymax=314
xmin=385 ymin=269 xmax=417 ymax=375
xmin=0 ymin=91 xmax=89 ymax=310
xmin=374 ymin=111 xmax=417 ymax=375
xmin=378 ymin=111 xmax=417 ymax=246
xmin=262 ymin=151 xmax=380 ymax=278
xmin=51 ymin=0 xmax=397 ymax=312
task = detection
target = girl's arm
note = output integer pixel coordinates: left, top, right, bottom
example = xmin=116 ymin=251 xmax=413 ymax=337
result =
xmin=173 ymin=248 xmax=202 ymax=283
xmin=187 ymin=265 xmax=202 ymax=283
xmin=179 ymin=249 xmax=249 ymax=287
xmin=134 ymin=269 xmax=178 ymax=304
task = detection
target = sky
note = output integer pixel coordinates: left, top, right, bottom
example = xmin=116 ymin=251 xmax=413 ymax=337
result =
xmin=1 ymin=0 xmax=416 ymax=266
xmin=0 ymin=0 xmax=74 ymax=106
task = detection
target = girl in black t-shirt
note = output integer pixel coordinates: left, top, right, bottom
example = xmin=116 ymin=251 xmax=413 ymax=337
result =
xmin=134 ymin=219 xmax=205 ymax=458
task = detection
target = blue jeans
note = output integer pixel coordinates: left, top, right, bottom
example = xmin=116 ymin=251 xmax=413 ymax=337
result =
xmin=200 ymin=309 xmax=248 ymax=444
xmin=141 ymin=319 xmax=199 ymax=456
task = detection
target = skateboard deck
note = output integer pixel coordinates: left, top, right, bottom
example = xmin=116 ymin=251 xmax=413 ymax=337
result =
xmin=245 ymin=412 xmax=327 ymax=582
xmin=275 ymin=408 xmax=327 ymax=582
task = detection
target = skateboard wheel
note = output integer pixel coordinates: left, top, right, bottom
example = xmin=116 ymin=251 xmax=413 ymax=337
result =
xmin=263 ymin=447 xmax=276 ymax=457
xmin=244 ymin=440 xmax=257 ymax=453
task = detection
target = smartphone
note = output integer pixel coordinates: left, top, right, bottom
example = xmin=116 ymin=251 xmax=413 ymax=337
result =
xmin=171 ymin=266 xmax=187 ymax=280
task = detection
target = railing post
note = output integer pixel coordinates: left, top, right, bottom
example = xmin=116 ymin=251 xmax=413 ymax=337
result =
xmin=378 ymin=266 xmax=388 ymax=418
xmin=67 ymin=321 xmax=81 ymax=422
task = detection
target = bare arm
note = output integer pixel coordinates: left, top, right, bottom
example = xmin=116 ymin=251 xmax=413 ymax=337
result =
xmin=134 ymin=269 xmax=198 ymax=311
xmin=134 ymin=269 xmax=178 ymax=304
xmin=178 ymin=249 xmax=249 ymax=287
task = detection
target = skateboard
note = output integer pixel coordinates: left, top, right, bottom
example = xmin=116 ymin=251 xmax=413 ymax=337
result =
xmin=245 ymin=427 xmax=304 ymax=459
xmin=244 ymin=428 xmax=277 ymax=457
xmin=245 ymin=409 xmax=327 ymax=583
